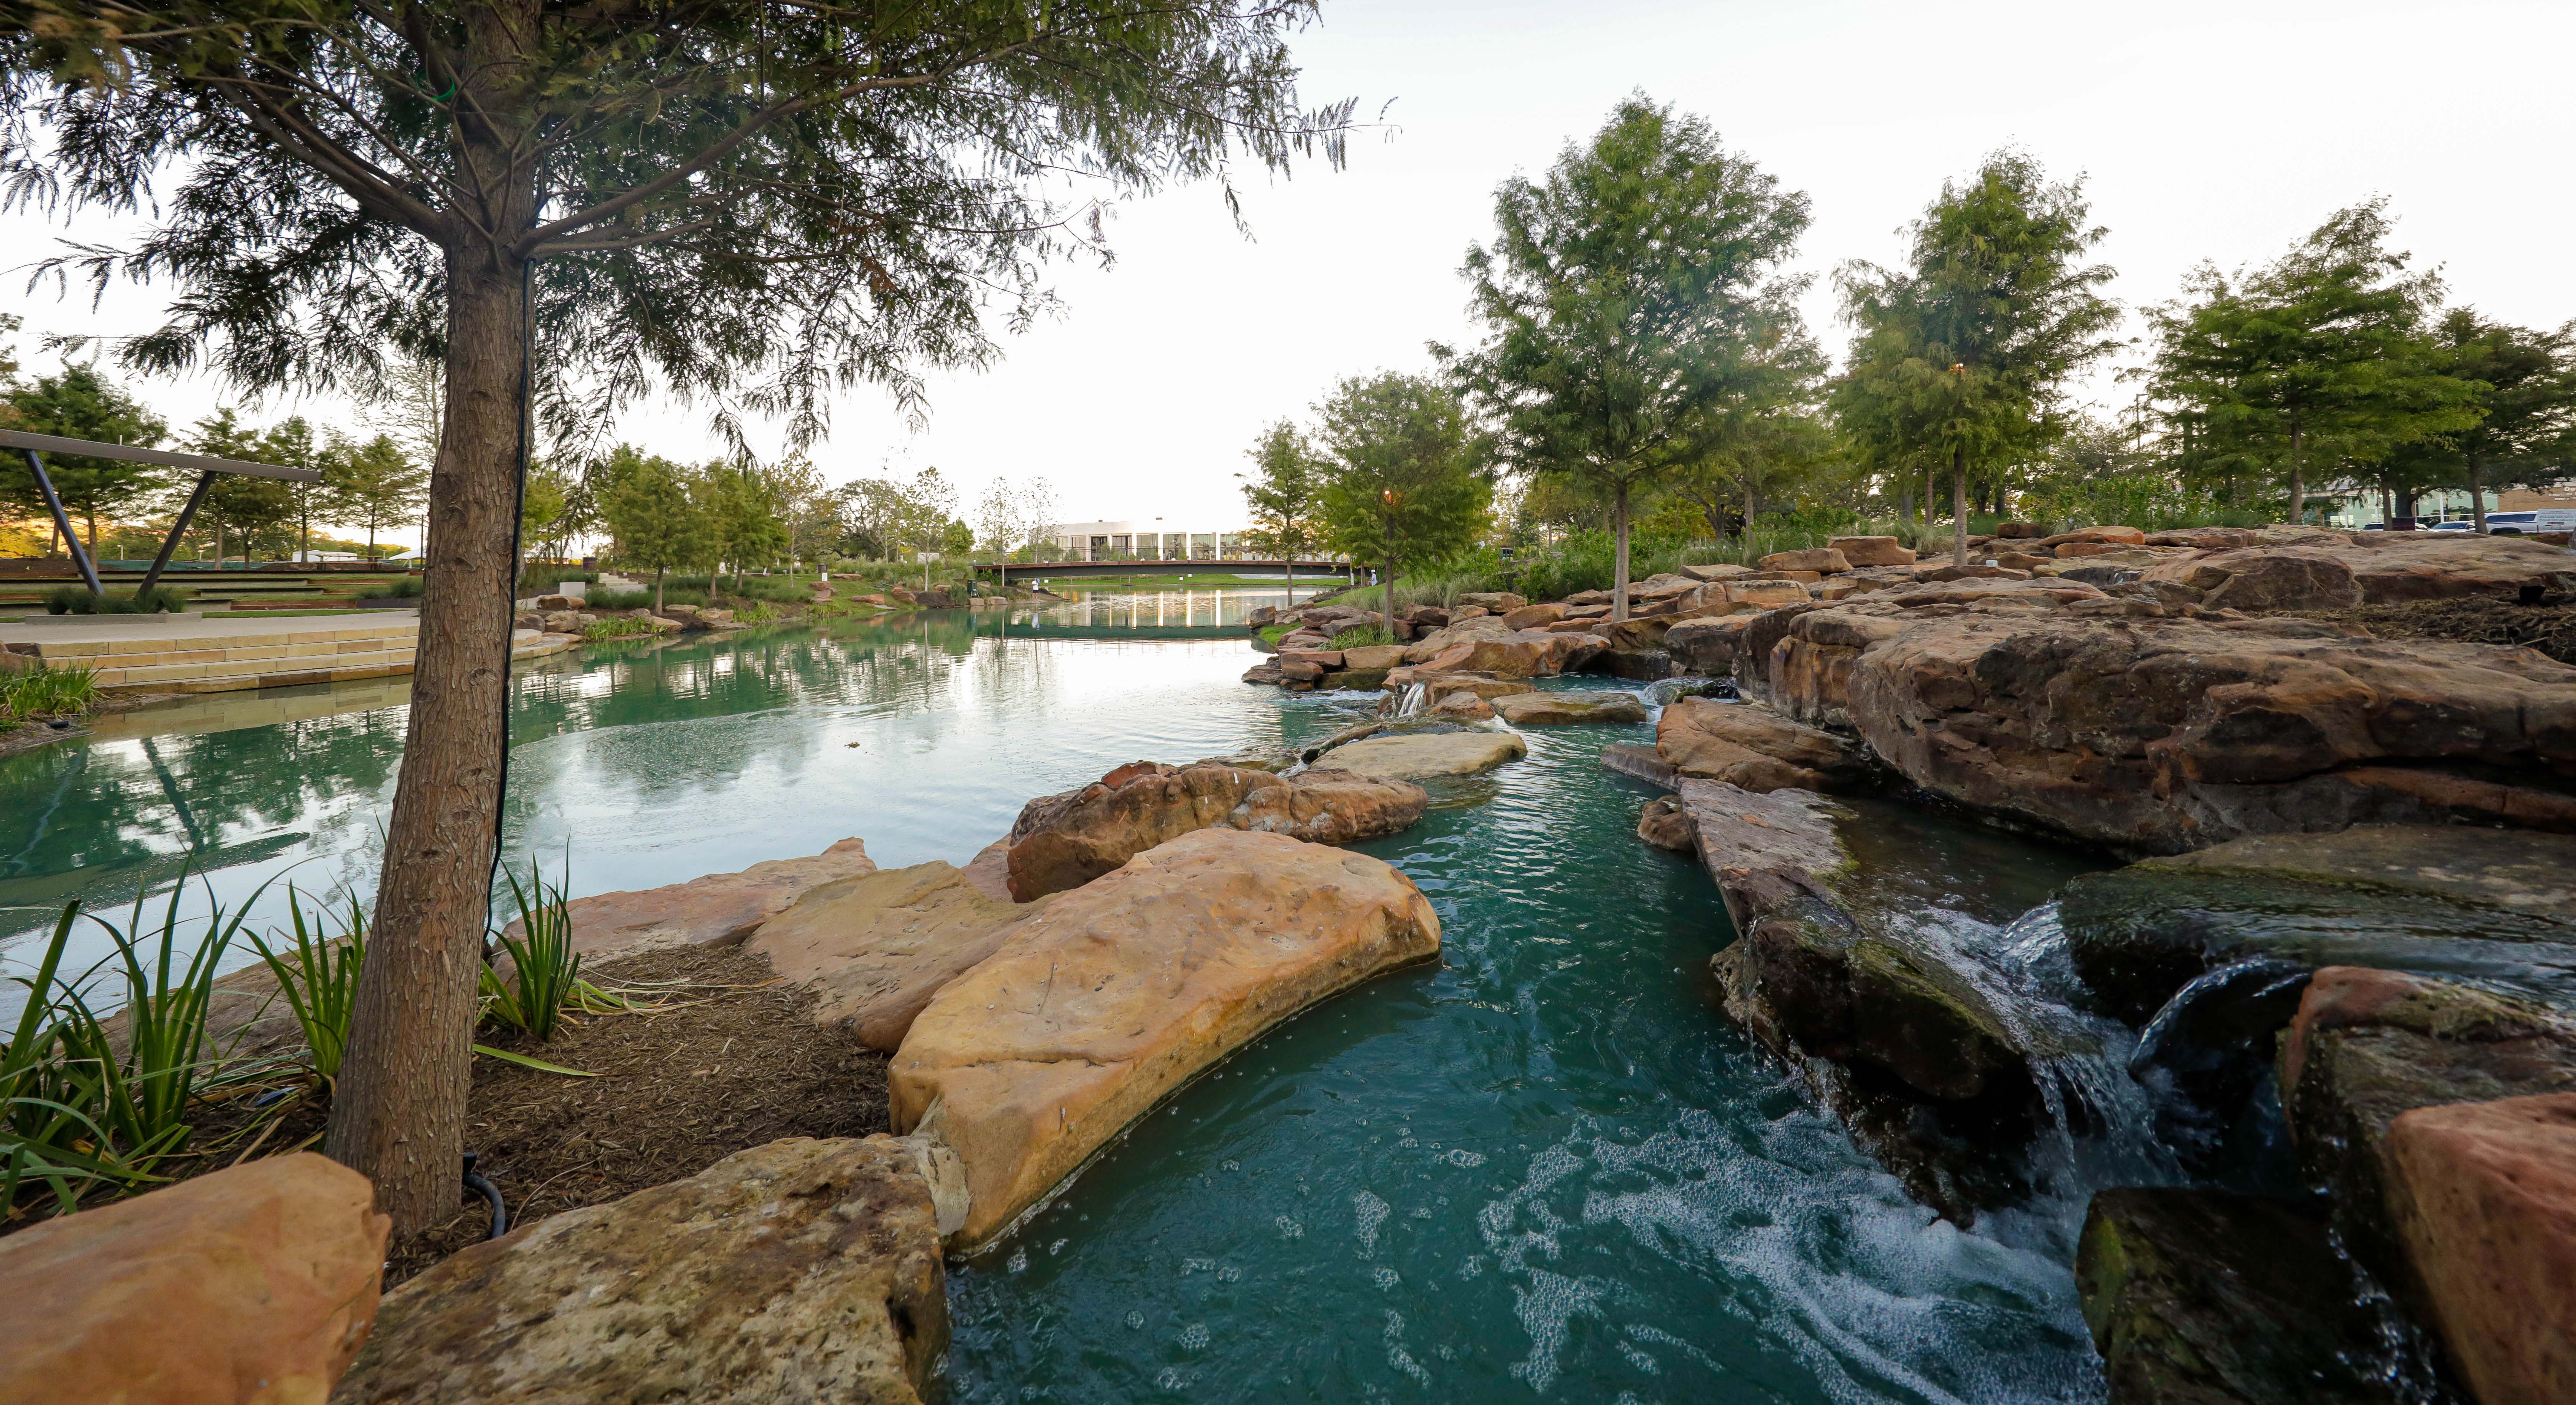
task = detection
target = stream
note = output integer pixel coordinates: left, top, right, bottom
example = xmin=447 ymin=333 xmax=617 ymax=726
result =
xmin=0 ymin=594 xmax=2160 ymax=1401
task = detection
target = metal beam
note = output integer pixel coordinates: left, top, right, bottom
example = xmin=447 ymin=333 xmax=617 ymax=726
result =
xmin=0 ymin=428 xmax=317 ymax=483
xmin=23 ymin=449 xmax=104 ymax=596
xmin=141 ymin=470 xmax=217 ymax=597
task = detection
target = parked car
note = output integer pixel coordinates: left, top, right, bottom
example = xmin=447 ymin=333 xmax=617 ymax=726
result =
xmin=2430 ymin=519 xmax=2476 ymax=532
xmin=2481 ymin=509 xmax=2576 ymax=536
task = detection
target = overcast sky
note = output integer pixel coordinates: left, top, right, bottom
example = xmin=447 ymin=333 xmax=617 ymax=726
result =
xmin=8 ymin=0 xmax=2572 ymax=534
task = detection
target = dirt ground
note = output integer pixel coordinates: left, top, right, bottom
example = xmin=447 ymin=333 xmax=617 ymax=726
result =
xmin=2287 ymin=594 xmax=2576 ymax=664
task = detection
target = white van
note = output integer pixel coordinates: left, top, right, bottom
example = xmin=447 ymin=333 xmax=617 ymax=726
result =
xmin=2480 ymin=509 xmax=2576 ymax=536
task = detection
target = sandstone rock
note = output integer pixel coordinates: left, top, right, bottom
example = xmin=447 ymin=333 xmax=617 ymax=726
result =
xmin=1751 ymin=568 xmax=1824 ymax=583
xmin=1423 ymin=673 xmax=1536 ymax=704
xmin=2059 ymin=826 xmax=2576 ymax=1024
xmin=2146 ymin=526 xmax=2263 ymax=550
xmin=1919 ymin=563 xmax=2030 ymax=582
xmin=540 ymin=609 xmax=582 ymax=633
xmin=1414 ymin=630 xmax=1600 ymax=678
xmin=1662 ymin=615 xmax=1756 ymax=675
xmin=2076 ymin=1187 xmax=2404 ymax=1405
xmin=1502 ymin=602 xmax=1568 ymax=630
xmin=1592 ymin=616 xmax=1670 ymax=652
xmin=1240 ymin=662 xmax=1285 ymax=686
xmin=1599 ymin=741 xmax=1680 ymax=789
xmin=1725 ymin=579 xmax=1813 ymax=608
xmin=2386 ymin=1093 xmax=2576 ymax=1405
xmin=1431 ymin=692 xmax=1494 ymax=720
xmin=2051 ymin=539 xmax=2154 ymax=559
xmin=1278 ymin=648 xmax=1345 ymax=669
xmin=1003 ymin=762 xmax=1427 ymax=901
xmin=2037 ymin=525 xmax=2147 ymax=548
xmin=1635 ymin=796 xmax=1695 ymax=852
xmin=2144 ymin=534 xmax=2575 ymax=605
xmin=1677 ymin=562 xmax=1755 ymax=582
xmin=1827 ymin=536 xmax=1914 ymax=568
xmin=1758 ymin=547 xmax=1852 ymax=574
xmin=1750 ymin=582 xmax=2576 ymax=852
xmin=1278 ymin=659 xmax=1326 ymax=683
xmin=1655 ymin=696 xmax=1873 ymax=793
xmin=748 ymin=862 xmax=1055 ymax=1051
xmin=1341 ymin=644 xmax=1407 ymax=670
xmin=1457 ymin=591 xmax=1526 ymax=612
xmin=1691 ymin=780 xmax=2038 ymax=1220
xmin=0 ymin=1154 xmax=385 ymax=1405
xmin=1336 ymin=667 xmax=1392 ymax=691
xmin=2279 ymin=967 xmax=2576 ymax=1301
xmin=1321 ymin=616 xmax=1385 ymax=642
xmin=338 ymin=1137 xmax=948 ymax=1405
xmin=892 ymin=829 xmax=1440 ymax=1248
xmin=1490 ymin=690 xmax=1649 ymax=725
xmin=1308 ymin=729 xmax=1529 ymax=780
xmin=1247 ymin=605 xmax=1280 ymax=627
xmin=502 ymin=839 xmax=877 ymax=961
xmin=535 ymin=593 xmax=573 ymax=610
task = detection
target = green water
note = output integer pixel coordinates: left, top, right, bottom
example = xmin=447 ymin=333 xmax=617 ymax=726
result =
xmin=0 ymin=600 xmax=2116 ymax=1401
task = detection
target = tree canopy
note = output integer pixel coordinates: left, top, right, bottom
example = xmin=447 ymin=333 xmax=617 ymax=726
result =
xmin=1313 ymin=371 xmax=1488 ymax=636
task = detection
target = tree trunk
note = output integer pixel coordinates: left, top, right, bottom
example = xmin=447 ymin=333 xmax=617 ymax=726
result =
xmin=1611 ymin=479 xmax=1631 ymax=624
xmin=1896 ymin=473 xmax=1912 ymax=527
xmin=2288 ymin=422 xmax=2306 ymax=525
xmin=1379 ymin=525 xmax=1396 ymax=643
xmin=2380 ymin=484 xmax=2393 ymax=530
xmin=327 ymin=244 xmax=533 ymax=1237
xmin=1951 ymin=446 xmax=1969 ymax=567
xmin=2466 ymin=455 xmax=2487 ymax=533
xmin=654 ymin=565 xmax=665 ymax=612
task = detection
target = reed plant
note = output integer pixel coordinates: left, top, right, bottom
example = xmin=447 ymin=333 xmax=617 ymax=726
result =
xmin=245 ymin=890 xmax=367 ymax=1082
xmin=3 ymin=660 xmax=99 ymax=722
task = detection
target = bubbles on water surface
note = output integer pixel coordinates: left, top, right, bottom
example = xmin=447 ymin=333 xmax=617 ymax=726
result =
xmin=1352 ymin=1190 xmax=1392 ymax=1254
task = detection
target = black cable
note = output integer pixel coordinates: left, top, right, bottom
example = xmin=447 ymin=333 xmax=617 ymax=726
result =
xmin=485 ymin=251 xmax=536 ymax=924
xmin=462 ymin=1151 xmax=508 ymax=1239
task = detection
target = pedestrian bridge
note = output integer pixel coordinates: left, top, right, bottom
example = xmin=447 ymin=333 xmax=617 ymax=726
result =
xmin=971 ymin=558 xmax=1351 ymax=581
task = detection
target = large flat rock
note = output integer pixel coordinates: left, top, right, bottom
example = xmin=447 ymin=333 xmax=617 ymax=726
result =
xmin=1656 ymin=696 xmax=1873 ymax=793
xmin=2387 ymin=1092 xmax=2576 ymax=1405
xmin=502 ymin=837 xmax=877 ymax=960
xmin=890 ymin=829 xmax=1440 ymax=1250
xmin=1307 ymin=729 xmax=1528 ymax=780
xmin=748 ymin=862 xmax=1054 ymax=1052
xmin=0 ymin=1153 xmax=386 ymax=1405
xmin=1004 ymin=762 xmax=1426 ymax=900
xmin=1490 ymin=689 xmax=1649 ymax=725
xmin=2061 ymin=825 xmax=2576 ymax=1023
xmin=337 ymin=1136 xmax=951 ymax=1405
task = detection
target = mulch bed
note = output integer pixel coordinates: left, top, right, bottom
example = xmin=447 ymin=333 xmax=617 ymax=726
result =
xmin=381 ymin=944 xmax=890 ymax=1285
xmin=2285 ymin=594 xmax=2576 ymax=664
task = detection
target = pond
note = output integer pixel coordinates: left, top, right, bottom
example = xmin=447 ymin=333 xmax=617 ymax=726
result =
xmin=0 ymin=591 xmax=2120 ymax=1402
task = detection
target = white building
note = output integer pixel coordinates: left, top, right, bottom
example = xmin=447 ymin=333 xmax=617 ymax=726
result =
xmin=1040 ymin=519 xmax=1250 ymax=561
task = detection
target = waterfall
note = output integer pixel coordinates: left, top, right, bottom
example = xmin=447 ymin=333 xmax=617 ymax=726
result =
xmin=1391 ymin=682 xmax=1429 ymax=718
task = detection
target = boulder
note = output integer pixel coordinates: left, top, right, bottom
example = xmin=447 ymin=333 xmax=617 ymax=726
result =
xmin=1321 ymin=616 xmax=1385 ymax=642
xmin=2136 ymin=546 xmax=2362 ymax=611
xmin=2059 ymin=826 xmax=2576 ymax=1024
xmin=1490 ymin=690 xmax=1650 ymax=725
xmin=0 ymin=1154 xmax=386 ymax=1405
xmin=1002 ymin=762 xmax=1428 ymax=901
xmin=891 ymin=829 xmax=1440 ymax=1248
xmin=2075 ymin=1187 xmax=2404 ymax=1405
xmin=1278 ymin=648 xmax=1345 ymax=669
xmin=1278 ymin=659 xmax=1326 ymax=684
xmin=1247 ymin=605 xmax=1280 ymax=627
xmin=337 ymin=1137 xmax=949 ymax=1405
xmin=1599 ymin=741 xmax=1680 ymax=789
xmin=1308 ymin=730 xmax=1529 ymax=780
xmin=2146 ymin=526 xmax=2264 ymax=551
xmin=1662 ymin=615 xmax=1756 ymax=675
xmin=1240 ymin=662 xmax=1285 ymax=686
xmin=1431 ymin=692 xmax=1495 ymax=719
xmin=500 ymin=838 xmax=877 ymax=961
xmin=1341 ymin=644 xmax=1407 ymax=670
xmin=1457 ymin=591 xmax=1526 ymax=612
xmin=540 ymin=609 xmax=582 ymax=632
xmin=1757 ymin=547 xmax=1852 ymax=574
xmin=748 ymin=862 xmax=1055 ymax=1051
xmin=1726 ymin=579 xmax=1815 ymax=608
xmin=1413 ymin=630 xmax=1600 ymax=679
xmin=1691 ymin=780 xmax=2039 ymax=1219
xmin=2037 ymin=525 xmax=2147 ymax=548
xmin=1677 ymin=562 xmax=1755 ymax=582
xmin=1635 ymin=795 xmax=1695 ymax=852
xmin=1423 ymin=673 xmax=1536 ymax=704
xmin=1918 ymin=562 xmax=2030 ymax=582
xmin=2143 ymin=534 xmax=2576 ymax=605
xmin=1751 ymin=568 xmax=1824 ymax=583
xmin=1655 ymin=696 xmax=1874 ymax=793
xmin=2385 ymin=1093 xmax=2576 ymax=1405
xmin=1994 ymin=521 xmax=2044 ymax=539
xmin=535 ymin=593 xmax=574 ymax=610
xmin=2279 ymin=967 xmax=2576 ymax=1300
xmin=1826 ymin=536 xmax=1913 ymax=568
xmin=1502 ymin=602 xmax=1568 ymax=630
xmin=1750 ymin=583 xmax=2576 ymax=852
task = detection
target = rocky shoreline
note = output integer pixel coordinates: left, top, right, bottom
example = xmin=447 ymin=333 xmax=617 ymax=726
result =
xmin=8 ymin=526 xmax=2571 ymax=1403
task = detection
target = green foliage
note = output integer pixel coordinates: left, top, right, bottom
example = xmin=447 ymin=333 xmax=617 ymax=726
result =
xmin=601 ymin=452 xmax=712 ymax=607
xmin=1239 ymin=420 xmax=1327 ymax=561
xmin=2 ymin=659 xmax=98 ymax=719
xmin=698 ymin=462 xmax=789 ymax=578
xmin=480 ymin=868 xmax=583 ymax=1042
xmin=1447 ymin=95 xmax=1817 ymax=602
xmin=246 ymin=891 xmax=367 ymax=1081
xmin=0 ymin=366 xmax=171 ymax=540
xmin=581 ymin=617 xmax=655 ymax=641
xmin=322 ymin=433 xmax=429 ymax=559
xmin=2149 ymin=200 xmax=2475 ymax=515
xmin=43 ymin=583 xmax=191 ymax=615
xmin=1835 ymin=151 xmax=2122 ymax=545
xmin=1325 ymin=622 xmax=1394 ymax=650
xmin=1313 ymin=372 xmax=1491 ymax=618
xmin=379 ymin=574 xmax=424 ymax=598
xmin=2387 ymin=310 xmax=2576 ymax=520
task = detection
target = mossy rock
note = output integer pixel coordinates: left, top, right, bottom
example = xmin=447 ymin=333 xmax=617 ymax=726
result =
xmin=2060 ymin=825 xmax=2576 ymax=1024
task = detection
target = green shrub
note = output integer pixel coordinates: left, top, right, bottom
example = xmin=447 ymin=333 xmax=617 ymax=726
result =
xmin=246 ymin=890 xmax=367 ymax=1081
xmin=3 ymin=660 xmax=99 ymax=721
xmin=43 ymin=584 xmax=191 ymax=615
xmin=581 ymin=617 xmax=654 ymax=641
xmin=481 ymin=868 xmax=583 ymax=1041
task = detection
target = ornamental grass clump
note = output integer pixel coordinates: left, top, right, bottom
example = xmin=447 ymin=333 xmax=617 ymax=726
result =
xmin=2 ymin=660 xmax=98 ymax=724
xmin=246 ymin=889 xmax=368 ymax=1082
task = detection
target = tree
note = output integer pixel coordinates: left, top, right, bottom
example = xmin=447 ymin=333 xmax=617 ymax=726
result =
xmin=770 ymin=455 xmax=829 ymax=568
xmin=1012 ymin=477 xmax=1060 ymax=561
xmin=518 ymin=459 xmax=571 ymax=564
xmin=256 ymin=417 xmax=336 ymax=562
xmin=1445 ymin=96 xmax=1813 ymax=621
xmin=1312 ymin=373 xmax=1488 ymax=638
xmin=1836 ymin=152 xmax=2122 ymax=563
xmin=184 ymin=408 xmax=292 ymax=564
xmin=7 ymin=0 xmax=1352 ymax=1228
xmin=2407 ymin=310 xmax=2576 ymax=531
xmin=831 ymin=477 xmax=911 ymax=561
xmin=601 ymin=455 xmax=710 ymax=612
xmin=2 ymin=365 xmax=169 ymax=552
xmin=1239 ymin=420 xmax=1326 ymax=601
xmin=1666 ymin=407 xmax=1834 ymax=542
xmin=2148 ymin=202 xmax=2471 ymax=524
xmin=698 ymin=461 xmax=787 ymax=589
xmin=325 ymin=433 xmax=429 ymax=560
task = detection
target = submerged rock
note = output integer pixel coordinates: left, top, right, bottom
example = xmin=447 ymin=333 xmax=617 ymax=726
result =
xmin=1655 ymin=696 xmax=1874 ymax=793
xmin=890 ymin=829 xmax=1440 ymax=1249
xmin=1306 ymin=729 xmax=1528 ymax=781
xmin=339 ymin=1136 xmax=950 ymax=1404
xmin=1688 ymin=780 xmax=2040 ymax=1220
xmin=0 ymin=1153 xmax=387 ymax=1405
xmin=2385 ymin=1092 xmax=2576 ymax=1405
xmin=1004 ymin=762 xmax=1427 ymax=901
xmin=1490 ymin=690 xmax=1649 ymax=725
xmin=2059 ymin=825 xmax=2576 ymax=1024
xmin=501 ymin=837 xmax=877 ymax=961
xmin=2075 ymin=1187 xmax=2405 ymax=1405
xmin=748 ymin=861 xmax=1054 ymax=1052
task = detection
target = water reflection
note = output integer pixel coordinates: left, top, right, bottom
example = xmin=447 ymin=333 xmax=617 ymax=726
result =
xmin=0 ymin=596 xmax=1286 ymax=997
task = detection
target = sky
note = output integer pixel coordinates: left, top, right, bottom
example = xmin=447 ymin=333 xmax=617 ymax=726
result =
xmin=7 ymin=0 xmax=2574 ymax=535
